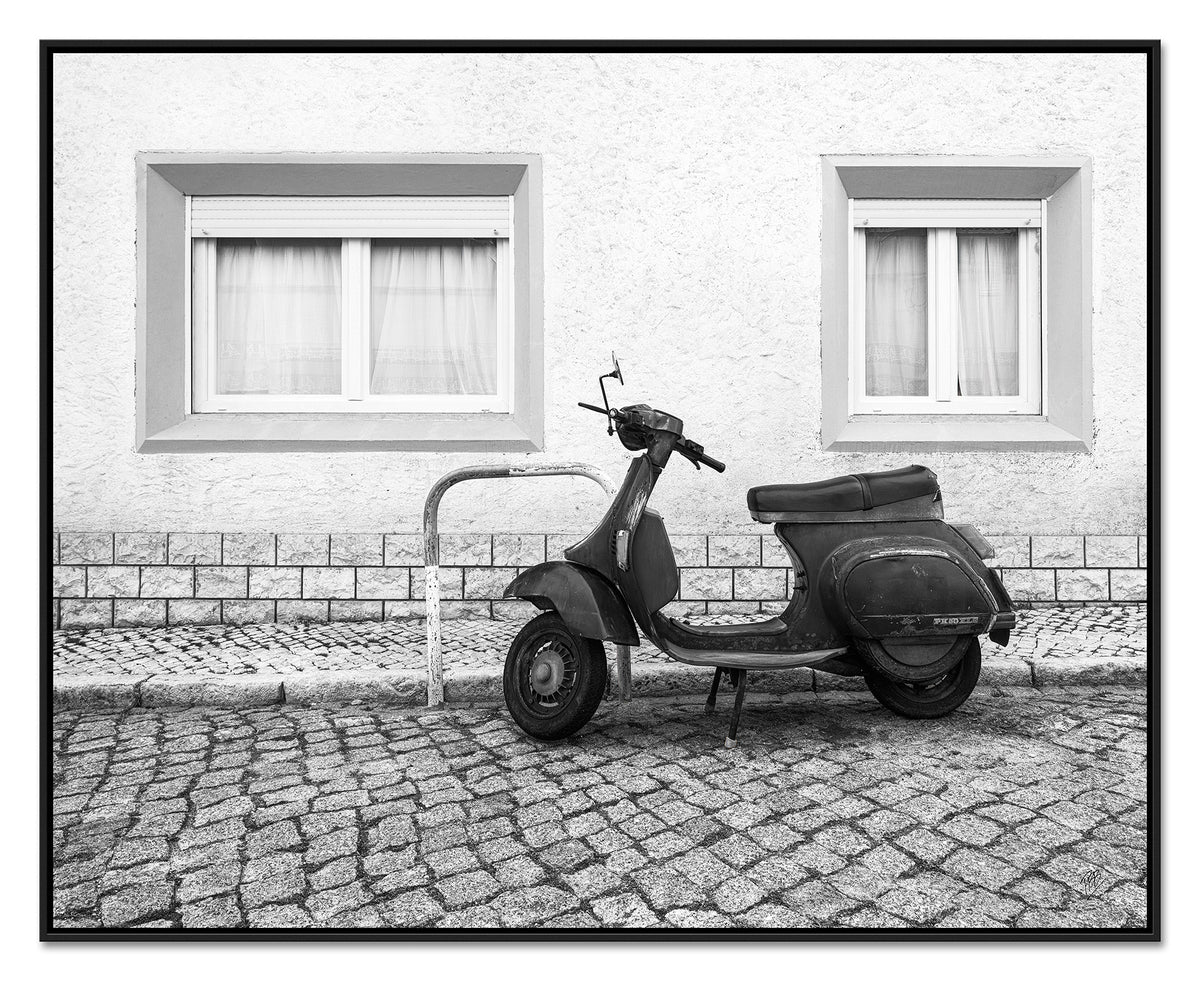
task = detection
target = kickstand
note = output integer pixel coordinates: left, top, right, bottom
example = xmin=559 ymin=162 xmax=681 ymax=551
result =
xmin=725 ymin=668 xmax=748 ymax=749
xmin=704 ymin=668 xmax=723 ymax=715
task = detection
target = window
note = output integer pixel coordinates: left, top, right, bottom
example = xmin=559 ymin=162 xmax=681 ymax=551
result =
xmin=135 ymin=153 xmax=542 ymax=452
xmin=850 ymin=199 xmax=1044 ymax=415
xmin=189 ymin=196 xmax=514 ymax=414
xmin=821 ymin=156 xmax=1092 ymax=453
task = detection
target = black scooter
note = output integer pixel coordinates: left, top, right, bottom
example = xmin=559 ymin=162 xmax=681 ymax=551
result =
xmin=503 ymin=358 xmax=1017 ymax=745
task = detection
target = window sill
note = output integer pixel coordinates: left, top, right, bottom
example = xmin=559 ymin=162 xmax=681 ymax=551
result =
xmin=825 ymin=416 xmax=1090 ymax=453
xmin=138 ymin=412 xmax=543 ymax=453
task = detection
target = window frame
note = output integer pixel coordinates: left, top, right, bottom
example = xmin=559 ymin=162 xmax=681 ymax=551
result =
xmin=134 ymin=153 xmax=543 ymax=453
xmin=188 ymin=222 xmax=516 ymax=415
xmin=819 ymin=156 xmax=1093 ymax=453
xmin=848 ymin=198 xmax=1046 ymax=416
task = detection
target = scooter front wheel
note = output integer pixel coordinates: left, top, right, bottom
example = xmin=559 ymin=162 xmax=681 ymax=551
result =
xmin=862 ymin=637 xmax=981 ymax=719
xmin=503 ymin=612 xmax=608 ymax=741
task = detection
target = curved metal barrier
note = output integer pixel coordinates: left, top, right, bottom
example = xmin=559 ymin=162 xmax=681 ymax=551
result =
xmin=422 ymin=463 xmax=628 ymax=707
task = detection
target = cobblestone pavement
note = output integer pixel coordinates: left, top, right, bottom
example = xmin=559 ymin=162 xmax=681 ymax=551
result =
xmin=52 ymin=684 xmax=1147 ymax=931
xmin=55 ymin=605 xmax=1145 ymax=677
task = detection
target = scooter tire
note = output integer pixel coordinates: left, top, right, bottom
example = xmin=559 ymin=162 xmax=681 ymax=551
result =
xmin=503 ymin=612 xmax=608 ymax=742
xmin=863 ymin=637 xmax=981 ymax=719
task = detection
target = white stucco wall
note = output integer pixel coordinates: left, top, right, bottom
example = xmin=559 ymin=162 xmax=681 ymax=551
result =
xmin=52 ymin=52 xmax=1148 ymax=536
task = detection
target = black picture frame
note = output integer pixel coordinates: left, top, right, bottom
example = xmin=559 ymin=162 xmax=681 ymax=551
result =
xmin=40 ymin=38 xmax=1161 ymax=942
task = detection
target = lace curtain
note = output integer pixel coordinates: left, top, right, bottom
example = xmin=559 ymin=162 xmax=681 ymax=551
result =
xmin=370 ymin=240 xmax=498 ymax=396
xmin=215 ymin=239 xmax=342 ymax=395
xmin=864 ymin=228 xmax=1031 ymax=400
xmin=212 ymin=238 xmax=498 ymax=399
xmin=957 ymin=230 xmax=1022 ymax=397
xmin=865 ymin=229 xmax=928 ymax=397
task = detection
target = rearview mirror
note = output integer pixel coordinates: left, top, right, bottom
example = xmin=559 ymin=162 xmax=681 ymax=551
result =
xmin=611 ymin=353 xmax=624 ymax=385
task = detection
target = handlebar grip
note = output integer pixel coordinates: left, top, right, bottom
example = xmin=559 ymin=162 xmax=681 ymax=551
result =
xmin=578 ymin=401 xmax=608 ymax=414
xmin=678 ymin=437 xmax=725 ymax=473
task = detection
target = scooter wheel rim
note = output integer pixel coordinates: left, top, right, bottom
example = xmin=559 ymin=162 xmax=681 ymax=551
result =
xmin=517 ymin=635 xmax=579 ymax=716
xmin=530 ymin=647 xmax=567 ymax=696
xmin=894 ymin=670 xmax=959 ymax=700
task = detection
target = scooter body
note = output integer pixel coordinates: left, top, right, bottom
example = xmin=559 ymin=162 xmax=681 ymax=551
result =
xmin=502 ymin=368 xmax=1016 ymax=742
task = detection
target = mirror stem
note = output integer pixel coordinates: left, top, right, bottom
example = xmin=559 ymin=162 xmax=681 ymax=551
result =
xmin=599 ymin=373 xmax=614 ymax=435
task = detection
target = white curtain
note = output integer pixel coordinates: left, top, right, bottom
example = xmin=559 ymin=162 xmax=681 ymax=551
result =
xmin=957 ymin=231 xmax=1021 ymax=397
xmin=215 ymin=239 xmax=342 ymax=395
xmin=370 ymin=240 xmax=498 ymax=396
xmin=864 ymin=230 xmax=929 ymax=397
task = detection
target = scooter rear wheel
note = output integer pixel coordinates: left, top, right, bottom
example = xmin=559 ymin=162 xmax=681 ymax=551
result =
xmin=503 ymin=612 xmax=608 ymax=741
xmin=862 ymin=637 xmax=981 ymax=719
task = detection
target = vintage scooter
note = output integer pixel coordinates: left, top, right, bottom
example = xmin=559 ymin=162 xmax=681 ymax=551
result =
xmin=503 ymin=358 xmax=1017 ymax=745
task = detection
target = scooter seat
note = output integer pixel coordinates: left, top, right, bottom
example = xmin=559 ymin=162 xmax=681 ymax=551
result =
xmin=747 ymin=465 xmax=939 ymax=516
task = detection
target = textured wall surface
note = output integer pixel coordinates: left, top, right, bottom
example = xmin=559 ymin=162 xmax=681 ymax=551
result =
xmin=53 ymin=52 xmax=1148 ymax=536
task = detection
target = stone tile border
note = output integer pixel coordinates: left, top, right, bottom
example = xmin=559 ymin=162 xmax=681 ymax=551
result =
xmin=52 ymin=656 xmax=1145 ymax=710
xmin=51 ymin=606 xmax=1146 ymax=708
xmin=52 ymin=531 xmax=1149 ymax=630
xmin=52 ymin=607 xmax=1145 ymax=675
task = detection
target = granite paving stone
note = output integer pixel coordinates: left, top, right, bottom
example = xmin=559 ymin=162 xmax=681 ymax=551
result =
xmin=53 ymin=607 xmax=1145 ymax=694
xmin=52 ymin=683 xmax=1146 ymax=931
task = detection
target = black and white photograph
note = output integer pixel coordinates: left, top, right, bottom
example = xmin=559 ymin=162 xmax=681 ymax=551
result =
xmin=41 ymin=39 xmax=1160 ymax=940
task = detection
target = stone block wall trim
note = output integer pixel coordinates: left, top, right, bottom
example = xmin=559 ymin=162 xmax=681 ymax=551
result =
xmin=1083 ymin=536 xmax=1139 ymax=569
xmin=222 ymin=533 xmax=276 ymax=566
xmin=168 ymin=533 xmax=222 ymax=565
xmin=59 ymin=533 xmax=114 ymax=565
xmin=1110 ymin=569 xmax=1148 ymax=602
xmin=1031 ymin=536 xmax=1085 ymax=568
xmin=114 ymin=533 xmax=168 ymax=565
xmin=330 ymin=533 xmax=385 ymax=567
xmin=51 ymin=531 xmax=1149 ymax=629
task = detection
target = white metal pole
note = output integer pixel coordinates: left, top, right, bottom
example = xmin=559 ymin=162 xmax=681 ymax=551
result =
xmin=422 ymin=463 xmax=617 ymax=713
xmin=425 ymin=566 xmax=443 ymax=708
xmin=615 ymin=643 xmax=633 ymax=702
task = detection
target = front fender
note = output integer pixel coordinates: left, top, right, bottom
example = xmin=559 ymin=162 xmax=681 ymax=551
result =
xmin=504 ymin=561 xmax=638 ymax=645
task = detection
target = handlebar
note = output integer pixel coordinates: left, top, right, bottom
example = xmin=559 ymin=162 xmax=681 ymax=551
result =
xmin=694 ymin=450 xmax=726 ymax=473
xmin=677 ymin=437 xmax=726 ymax=473
xmin=577 ymin=401 xmax=724 ymax=472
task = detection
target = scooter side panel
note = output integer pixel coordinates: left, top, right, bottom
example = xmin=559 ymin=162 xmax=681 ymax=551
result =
xmin=776 ymin=520 xmax=1009 ymax=646
xmin=630 ymin=509 xmax=678 ymax=615
xmin=830 ymin=539 xmax=996 ymax=638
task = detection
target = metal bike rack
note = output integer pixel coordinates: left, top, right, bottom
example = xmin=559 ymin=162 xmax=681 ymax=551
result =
xmin=422 ymin=463 xmax=629 ymax=708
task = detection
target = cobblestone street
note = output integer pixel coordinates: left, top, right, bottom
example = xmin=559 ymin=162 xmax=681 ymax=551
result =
xmin=55 ymin=606 xmax=1146 ymax=676
xmin=52 ymin=683 xmax=1148 ymax=932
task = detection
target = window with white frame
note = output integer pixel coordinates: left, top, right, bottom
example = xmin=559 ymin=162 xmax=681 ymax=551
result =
xmin=849 ymin=199 xmax=1045 ymax=415
xmin=189 ymin=196 xmax=515 ymax=413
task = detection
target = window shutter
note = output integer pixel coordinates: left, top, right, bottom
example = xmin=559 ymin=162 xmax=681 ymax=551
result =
xmin=851 ymin=199 xmax=1042 ymax=228
xmin=190 ymin=196 xmax=513 ymax=238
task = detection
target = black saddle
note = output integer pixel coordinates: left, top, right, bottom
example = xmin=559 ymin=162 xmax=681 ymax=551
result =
xmin=747 ymin=465 xmax=939 ymax=517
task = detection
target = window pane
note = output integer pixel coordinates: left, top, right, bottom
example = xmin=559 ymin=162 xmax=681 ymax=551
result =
xmin=957 ymin=229 xmax=1022 ymax=397
xmin=865 ymin=229 xmax=928 ymax=397
xmin=214 ymin=239 xmax=342 ymax=395
xmin=370 ymin=240 xmax=498 ymax=396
